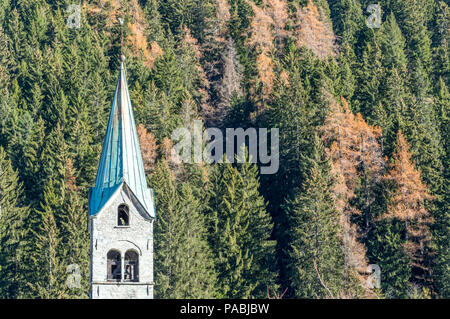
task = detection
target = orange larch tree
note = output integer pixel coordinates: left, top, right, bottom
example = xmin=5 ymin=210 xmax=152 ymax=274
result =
xmin=127 ymin=0 xmax=164 ymax=69
xmin=84 ymin=0 xmax=163 ymax=69
xmin=322 ymin=95 xmax=386 ymax=284
xmin=294 ymin=0 xmax=337 ymax=60
xmin=383 ymin=131 xmax=434 ymax=285
xmin=246 ymin=1 xmax=275 ymax=103
xmin=246 ymin=1 xmax=275 ymax=54
xmin=137 ymin=124 xmax=158 ymax=173
xmin=266 ymin=0 xmax=289 ymax=47
xmin=65 ymin=158 xmax=78 ymax=193
xmin=323 ymin=96 xmax=385 ymax=231
xmin=216 ymin=0 xmax=231 ymax=35
xmin=245 ymin=0 xmax=291 ymax=108
xmin=200 ymin=1 xmax=239 ymax=125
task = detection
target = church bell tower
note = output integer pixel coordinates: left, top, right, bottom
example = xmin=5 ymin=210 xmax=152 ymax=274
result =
xmin=88 ymin=55 xmax=156 ymax=299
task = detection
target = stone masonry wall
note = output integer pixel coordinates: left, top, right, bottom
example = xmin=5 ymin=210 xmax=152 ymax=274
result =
xmin=90 ymin=184 xmax=154 ymax=299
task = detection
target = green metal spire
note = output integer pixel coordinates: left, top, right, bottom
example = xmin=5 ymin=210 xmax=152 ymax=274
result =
xmin=89 ymin=56 xmax=155 ymax=218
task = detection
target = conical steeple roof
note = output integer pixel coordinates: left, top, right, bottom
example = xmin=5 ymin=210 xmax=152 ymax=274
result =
xmin=89 ymin=56 xmax=155 ymax=218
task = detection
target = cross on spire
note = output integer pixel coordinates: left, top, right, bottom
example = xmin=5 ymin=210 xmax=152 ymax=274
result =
xmin=118 ymin=17 xmax=124 ymax=57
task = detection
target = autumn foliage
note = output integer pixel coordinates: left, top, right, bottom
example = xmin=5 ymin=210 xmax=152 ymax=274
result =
xmin=383 ymin=132 xmax=434 ymax=283
xmin=202 ymin=1 xmax=243 ymax=125
xmin=247 ymin=1 xmax=275 ymax=54
xmin=322 ymin=95 xmax=386 ymax=274
xmin=137 ymin=124 xmax=158 ymax=173
xmin=384 ymin=132 xmax=434 ymax=221
xmin=246 ymin=1 xmax=277 ymax=101
xmin=216 ymin=0 xmax=231 ymax=34
xmin=322 ymin=96 xmax=385 ymax=222
xmin=266 ymin=0 xmax=289 ymax=42
xmin=85 ymin=0 xmax=163 ymax=69
xmin=127 ymin=0 xmax=163 ymax=69
xmin=65 ymin=158 xmax=78 ymax=193
xmin=295 ymin=0 xmax=337 ymax=59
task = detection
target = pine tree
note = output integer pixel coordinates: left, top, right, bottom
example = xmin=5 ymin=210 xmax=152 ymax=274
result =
xmin=236 ymin=149 xmax=277 ymax=297
xmin=355 ymin=30 xmax=384 ymax=126
xmin=378 ymin=12 xmax=410 ymax=147
xmin=367 ymin=218 xmax=411 ymax=298
xmin=403 ymin=60 xmax=444 ymax=196
xmin=38 ymin=124 xmax=69 ymax=212
xmin=59 ymin=163 xmax=89 ymax=299
xmin=283 ymin=135 xmax=347 ymax=298
xmin=380 ymin=13 xmax=409 ymax=72
xmin=386 ymin=0 xmax=435 ymax=73
xmin=207 ymin=150 xmax=277 ymax=298
xmin=262 ymin=44 xmax=328 ymax=289
xmin=151 ymin=159 xmax=217 ymax=298
xmin=432 ymin=1 xmax=449 ymax=83
xmin=328 ymin=0 xmax=363 ymax=49
xmin=335 ymin=47 xmax=357 ymax=101
xmin=0 ymin=0 xmax=447 ymax=300
xmin=433 ymin=78 xmax=450 ymax=297
xmin=0 ymin=147 xmax=29 ymax=298
xmin=0 ymin=25 xmax=14 ymax=93
xmin=158 ymin=0 xmax=215 ymax=41
xmin=26 ymin=185 xmax=67 ymax=299
xmin=8 ymin=117 xmax=46 ymax=207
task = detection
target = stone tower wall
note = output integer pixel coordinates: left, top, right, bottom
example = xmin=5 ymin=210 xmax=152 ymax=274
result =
xmin=90 ymin=185 xmax=154 ymax=299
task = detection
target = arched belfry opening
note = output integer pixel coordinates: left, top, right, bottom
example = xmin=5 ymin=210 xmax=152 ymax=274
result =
xmin=107 ymin=250 xmax=122 ymax=282
xmin=118 ymin=204 xmax=129 ymax=226
xmin=124 ymin=250 xmax=139 ymax=282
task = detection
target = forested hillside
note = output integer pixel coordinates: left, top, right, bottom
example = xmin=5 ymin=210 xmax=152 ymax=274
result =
xmin=0 ymin=0 xmax=448 ymax=299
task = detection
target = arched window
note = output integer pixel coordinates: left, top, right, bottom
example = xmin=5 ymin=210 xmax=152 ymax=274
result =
xmin=118 ymin=204 xmax=129 ymax=226
xmin=107 ymin=250 xmax=121 ymax=281
xmin=124 ymin=250 xmax=139 ymax=282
